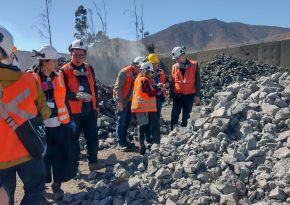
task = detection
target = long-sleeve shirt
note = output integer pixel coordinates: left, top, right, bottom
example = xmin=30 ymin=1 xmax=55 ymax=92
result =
xmin=140 ymin=78 xmax=160 ymax=97
xmin=114 ymin=67 xmax=134 ymax=106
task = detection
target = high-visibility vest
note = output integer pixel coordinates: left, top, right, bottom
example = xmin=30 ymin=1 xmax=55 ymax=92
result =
xmin=33 ymin=72 xmax=70 ymax=124
xmin=131 ymin=75 xmax=157 ymax=113
xmin=61 ymin=63 xmax=97 ymax=114
xmin=172 ymin=60 xmax=198 ymax=94
xmin=113 ymin=66 xmax=134 ymax=102
xmin=0 ymin=72 xmax=38 ymax=168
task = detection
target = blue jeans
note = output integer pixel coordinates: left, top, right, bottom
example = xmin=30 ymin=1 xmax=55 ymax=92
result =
xmin=116 ymin=102 xmax=132 ymax=145
xmin=146 ymin=97 xmax=163 ymax=139
xmin=0 ymin=159 xmax=45 ymax=205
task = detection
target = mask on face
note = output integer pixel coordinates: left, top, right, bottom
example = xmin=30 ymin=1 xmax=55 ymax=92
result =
xmin=179 ymin=63 xmax=187 ymax=70
xmin=12 ymin=53 xmax=20 ymax=68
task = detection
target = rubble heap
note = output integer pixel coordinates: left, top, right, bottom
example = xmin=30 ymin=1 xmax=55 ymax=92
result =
xmin=96 ymin=79 xmax=115 ymax=118
xmin=200 ymin=54 xmax=286 ymax=104
xmin=60 ymin=67 xmax=290 ymax=204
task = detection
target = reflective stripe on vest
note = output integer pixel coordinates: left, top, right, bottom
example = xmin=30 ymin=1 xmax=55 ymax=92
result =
xmin=0 ymin=72 xmax=38 ymax=166
xmin=33 ymin=72 xmax=70 ymax=124
xmin=131 ymin=75 xmax=157 ymax=113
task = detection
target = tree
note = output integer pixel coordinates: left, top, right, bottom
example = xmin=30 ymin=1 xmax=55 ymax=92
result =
xmin=34 ymin=0 xmax=53 ymax=45
xmin=93 ymin=0 xmax=107 ymax=34
xmin=147 ymin=43 xmax=155 ymax=53
xmin=74 ymin=5 xmax=88 ymax=43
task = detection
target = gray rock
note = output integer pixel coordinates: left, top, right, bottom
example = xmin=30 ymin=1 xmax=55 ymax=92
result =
xmin=183 ymin=156 xmax=203 ymax=173
xmin=156 ymin=168 xmax=171 ymax=179
xmin=273 ymin=147 xmax=290 ymax=159
xmin=269 ymin=187 xmax=286 ymax=201
xmin=275 ymin=108 xmax=290 ymax=122
xmin=276 ymin=130 xmax=290 ymax=142
xmin=261 ymin=103 xmax=279 ymax=117
xmin=105 ymin=153 xmax=118 ymax=165
xmin=194 ymin=117 xmax=209 ymax=130
xmin=137 ymin=163 xmax=145 ymax=172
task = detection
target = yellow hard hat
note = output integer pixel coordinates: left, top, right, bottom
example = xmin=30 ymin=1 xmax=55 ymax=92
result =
xmin=147 ymin=53 xmax=159 ymax=63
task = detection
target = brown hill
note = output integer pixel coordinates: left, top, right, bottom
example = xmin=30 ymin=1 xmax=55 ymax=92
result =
xmin=144 ymin=19 xmax=290 ymax=53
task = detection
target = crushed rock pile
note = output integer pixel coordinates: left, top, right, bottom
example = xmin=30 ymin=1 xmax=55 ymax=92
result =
xmin=61 ymin=69 xmax=290 ymax=204
xmin=200 ymin=54 xmax=287 ymax=104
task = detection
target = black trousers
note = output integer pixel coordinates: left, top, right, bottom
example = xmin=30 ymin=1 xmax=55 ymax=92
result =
xmin=170 ymin=93 xmax=194 ymax=130
xmin=139 ymin=112 xmax=160 ymax=146
xmin=71 ymin=110 xmax=98 ymax=164
xmin=44 ymin=126 xmax=77 ymax=183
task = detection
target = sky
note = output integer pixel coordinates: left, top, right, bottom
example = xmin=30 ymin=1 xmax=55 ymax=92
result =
xmin=1 ymin=0 xmax=290 ymax=53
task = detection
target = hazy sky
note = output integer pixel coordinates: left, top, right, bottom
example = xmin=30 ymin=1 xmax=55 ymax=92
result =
xmin=1 ymin=0 xmax=290 ymax=53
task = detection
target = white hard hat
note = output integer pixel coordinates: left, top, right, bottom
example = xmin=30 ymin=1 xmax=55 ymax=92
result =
xmin=0 ymin=26 xmax=14 ymax=58
xmin=35 ymin=45 xmax=61 ymax=60
xmin=172 ymin=46 xmax=185 ymax=59
xmin=132 ymin=56 xmax=146 ymax=67
xmin=140 ymin=62 xmax=154 ymax=73
xmin=69 ymin=39 xmax=87 ymax=52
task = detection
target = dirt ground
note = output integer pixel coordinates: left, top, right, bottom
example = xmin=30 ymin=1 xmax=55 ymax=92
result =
xmin=13 ymin=104 xmax=203 ymax=204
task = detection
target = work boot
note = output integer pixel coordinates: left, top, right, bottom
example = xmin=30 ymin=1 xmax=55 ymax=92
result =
xmin=52 ymin=183 xmax=64 ymax=201
xmin=89 ymin=160 xmax=105 ymax=171
xmin=139 ymin=145 xmax=146 ymax=155
xmin=117 ymin=141 xmax=135 ymax=152
xmin=39 ymin=196 xmax=51 ymax=205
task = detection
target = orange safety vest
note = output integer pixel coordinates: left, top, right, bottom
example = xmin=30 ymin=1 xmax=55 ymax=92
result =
xmin=0 ymin=73 xmax=38 ymax=167
xmin=61 ymin=63 xmax=97 ymax=114
xmin=131 ymin=75 xmax=157 ymax=113
xmin=33 ymin=72 xmax=70 ymax=124
xmin=113 ymin=66 xmax=134 ymax=102
xmin=172 ymin=60 xmax=197 ymax=95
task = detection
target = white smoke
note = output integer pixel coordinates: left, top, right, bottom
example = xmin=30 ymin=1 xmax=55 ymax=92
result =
xmin=87 ymin=38 xmax=146 ymax=85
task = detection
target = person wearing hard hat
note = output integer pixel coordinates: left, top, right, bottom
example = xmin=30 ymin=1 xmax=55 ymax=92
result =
xmin=131 ymin=62 xmax=165 ymax=154
xmin=113 ymin=57 xmax=145 ymax=151
xmin=0 ymin=26 xmax=51 ymax=205
xmin=170 ymin=46 xmax=201 ymax=130
xmin=32 ymin=45 xmax=77 ymax=202
xmin=61 ymin=39 xmax=102 ymax=171
xmin=146 ymin=53 xmax=170 ymax=143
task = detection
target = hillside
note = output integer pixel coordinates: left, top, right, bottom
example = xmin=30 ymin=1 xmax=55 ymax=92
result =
xmin=144 ymin=19 xmax=290 ymax=53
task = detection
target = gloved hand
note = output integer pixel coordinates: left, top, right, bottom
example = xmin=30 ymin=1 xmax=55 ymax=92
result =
xmin=82 ymin=93 xmax=92 ymax=102
xmin=65 ymin=120 xmax=77 ymax=135
xmin=76 ymin=92 xmax=84 ymax=100
xmin=76 ymin=92 xmax=92 ymax=102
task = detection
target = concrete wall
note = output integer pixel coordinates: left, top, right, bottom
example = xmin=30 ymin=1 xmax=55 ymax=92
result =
xmin=159 ymin=39 xmax=290 ymax=72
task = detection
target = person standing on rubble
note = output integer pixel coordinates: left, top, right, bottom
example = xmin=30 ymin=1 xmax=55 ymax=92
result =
xmin=32 ymin=45 xmax=77 ymax=202
xmin=0 ymin=26 xmax=51 ymax=205
xmin=146 ymin=53 xmax=170 ymax=143
xmin=113 ymin=57 xmax=145 ymax=151
xmin=61 ymin=40 xmax=102 ymax=171
xmin=131 ymin=62 xmax=165 ymax=154
xmin=170 ymin=46 xmax=201 ymax=130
